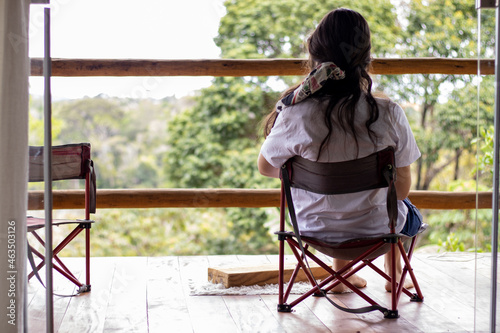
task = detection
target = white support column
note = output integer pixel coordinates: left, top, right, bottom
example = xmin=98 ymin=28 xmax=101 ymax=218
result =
xmin=477 ymin=1 xmax=500 ymax=331
xmin=0 ymin=0 xmax=30 ymax=332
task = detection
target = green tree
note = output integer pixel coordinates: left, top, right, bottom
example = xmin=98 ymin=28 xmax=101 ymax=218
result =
xmin=166 ymin=77 xmax=275 ymax=188
xmin=165 ymin=77 xmax=280 ymax=254
xmin=216 ymin=0 xmax=401 ymax=87
xmin=384 ymin=0 xmax=496 ymax=190
xmin=216 ymin=0 xmax=400 ymax=59
xmin=53 ymin=96 xmax=173 ymax=188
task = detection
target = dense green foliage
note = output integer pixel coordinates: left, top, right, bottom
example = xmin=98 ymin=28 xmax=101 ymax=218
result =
xmin=384 ymin=0 xmax=495 ymax=191
xmin=29 ymin=0 xmax=496 ymax=256
xmin=164 ymin=77 xmax=281 ymax=254
xmin=216 ymin=0 xmax=400 ymax=58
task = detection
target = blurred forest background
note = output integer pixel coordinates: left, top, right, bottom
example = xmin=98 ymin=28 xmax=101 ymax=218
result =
xmin=28 ymin=0 xmax=497 ymax=256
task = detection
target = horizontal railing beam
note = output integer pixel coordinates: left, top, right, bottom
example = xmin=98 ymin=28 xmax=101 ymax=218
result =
xmin=27 ymin=189 xmax=492 ymax=210
xmin=29 ymin=58 xmax=495 ymax=77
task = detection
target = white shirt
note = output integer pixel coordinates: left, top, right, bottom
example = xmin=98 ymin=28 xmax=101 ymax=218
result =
xmin=260 ymin=94 xmax=421 ymax=243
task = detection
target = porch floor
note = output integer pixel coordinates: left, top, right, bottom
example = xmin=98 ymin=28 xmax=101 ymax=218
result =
xmin=27 ymin=252 xmax=495 ymax=332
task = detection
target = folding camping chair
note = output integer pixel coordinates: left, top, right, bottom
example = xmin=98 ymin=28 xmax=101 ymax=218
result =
xmin=27 ymin=143 xmax=96 ymax=293
xmin=276 ymin=146 xmax=426 ymax=319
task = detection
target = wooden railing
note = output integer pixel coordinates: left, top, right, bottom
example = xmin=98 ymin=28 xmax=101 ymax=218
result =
xmin=27 ymin=57 xmax=495 ymax=212
xmin=27 ymin=189 xmax=493 ymax=211
xmin=30 ymin=58 xmax=495 ymax=77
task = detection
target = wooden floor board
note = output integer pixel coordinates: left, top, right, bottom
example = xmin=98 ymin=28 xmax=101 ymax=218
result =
xmin=26 ymin=253 xmax=498 ymax=332
xmin=359 ymin=266 xmax=466 ymax=333
xmin=102 ymin=257 xmax=148 ymax=332
xmin=356 ymin=255 xmax=472 ymax=332
xmin=27 ymin=258 xmax=82 ymax=332
xmin=222 ymin=295 xmax=285 ymax=332
xmin=303 ymin=294 xmax=378 ymax=332
xmin=179 ymin=256 xmax=240 ymax=333
xmin=146 ymin=256 xmax=193 ymax=333
xmin=261 ymin=294 xmax=333 ymax=332
xmin=57 ymin=257 xmax=115 ymax=333
xmin=409 ymin=254 xmax=487 ymax=332
xmin=186 ymin=295 xmax=238 ymax=333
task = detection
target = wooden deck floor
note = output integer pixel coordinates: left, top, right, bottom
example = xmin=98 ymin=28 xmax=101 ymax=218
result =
xmin=27 ymin=252 xmax=496 ymax=332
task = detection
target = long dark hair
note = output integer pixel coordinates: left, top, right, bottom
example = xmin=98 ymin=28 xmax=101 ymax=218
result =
xmin=263 ymin=8 xmax=380 ymax=159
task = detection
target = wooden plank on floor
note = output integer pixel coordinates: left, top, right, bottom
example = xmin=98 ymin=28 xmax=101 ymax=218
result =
xmin=207 ymin=254 xmax=334 ymax=288
xmin=102 ymin=257 xmax=148 ymax=332
xmin=208 ymin=263 xmax=331 ymax=288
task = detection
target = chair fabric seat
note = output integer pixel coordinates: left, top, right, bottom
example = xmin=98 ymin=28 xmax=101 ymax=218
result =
xmin=300 ymin=223 xmax=428 ymax=260
xmin=27 ymin=216 xmax=94 ymax=232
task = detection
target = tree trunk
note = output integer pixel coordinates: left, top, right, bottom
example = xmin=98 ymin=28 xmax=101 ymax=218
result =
xmin=454 ymin=149 xmax=462 ymax=181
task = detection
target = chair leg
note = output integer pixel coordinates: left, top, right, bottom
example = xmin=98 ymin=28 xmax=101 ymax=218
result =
xmin=277 ymin=235 xmax=292 ymax=312
xmin=28 ymin=226 xmax=91 ymax=292
xmin=27 ymin=245 xmax=46 ymax=281
xmin=388 ymin=242 xmax=399 ymax=318
xmin=84 ymin=226 xmax=91 ymax=291
xmin=28 ymin=243 xmax=85 ymax=288
xmin=398 ymin=238 xmax=424 ymax=302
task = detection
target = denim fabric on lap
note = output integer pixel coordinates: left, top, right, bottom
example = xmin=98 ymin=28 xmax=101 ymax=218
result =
xmin=401 ymin=198 xmax=423 ymax=237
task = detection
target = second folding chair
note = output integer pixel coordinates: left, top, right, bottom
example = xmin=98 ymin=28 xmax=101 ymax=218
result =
xmin=27 ymin=143 xmax=96 ymax=293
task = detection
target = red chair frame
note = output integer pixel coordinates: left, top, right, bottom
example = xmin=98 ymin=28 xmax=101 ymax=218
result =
xmin=276 ymin=147 xmax=425 ymax=318
xmin=27 ymin=143 xmax=96 ymax=293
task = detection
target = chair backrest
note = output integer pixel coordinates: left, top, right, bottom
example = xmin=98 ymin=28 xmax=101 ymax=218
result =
xmin=28 ymin=143 xmax=96 ymax=214
xmin=282 ymin=146 xmax=398 ymax=230
xmin=29 ymin=143 xmax=91 ymax=181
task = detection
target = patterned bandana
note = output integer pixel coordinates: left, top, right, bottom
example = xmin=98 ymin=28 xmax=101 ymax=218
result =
xmin=276 ymin=62 xmax=345 ymax=112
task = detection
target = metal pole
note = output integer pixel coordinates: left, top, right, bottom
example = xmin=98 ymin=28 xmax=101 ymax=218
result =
xmin=490 ymin=5 xmax=500 ymax=332
xmin=43 ymin=7 xmax=54 ymax=333
xmin=476 ymin=1 xmax=499 ymax=332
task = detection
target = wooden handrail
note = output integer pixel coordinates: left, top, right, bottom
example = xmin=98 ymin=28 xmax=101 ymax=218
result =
xmin=27 ymin=189 xmax=492 ymax=210
xmin=29 ymin=58 xmax=495 ymax=77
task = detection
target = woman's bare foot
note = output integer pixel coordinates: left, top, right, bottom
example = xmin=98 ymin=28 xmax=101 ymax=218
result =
xmin=384 ymin=248 xmax=414 ymax=292
xmin=385 ymin=277 xmax=414 ymax=292
xmin=331 ymin=273 xmax=367 ymax=293
xmin=330 ymin=259 xmax=367 ymax=294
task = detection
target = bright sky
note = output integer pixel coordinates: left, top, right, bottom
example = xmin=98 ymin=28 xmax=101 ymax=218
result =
xmin=29 ymin=0 xmax=227 ymax=100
